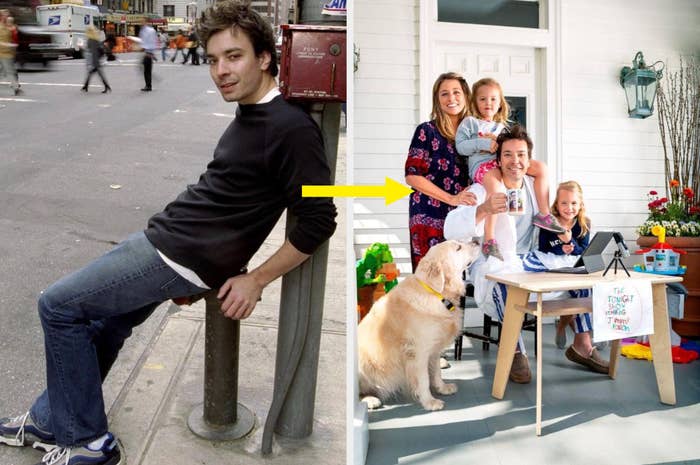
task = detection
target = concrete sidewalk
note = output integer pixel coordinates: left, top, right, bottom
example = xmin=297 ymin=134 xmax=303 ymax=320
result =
xmin=101 ymin=136 xmax=347 ymax=464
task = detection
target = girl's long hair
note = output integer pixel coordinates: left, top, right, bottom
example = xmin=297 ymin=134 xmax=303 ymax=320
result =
xmin=470 ymin=78 xmax=510 ymax=124
xmin=552 ymin=180 xmax=590 ymax=238
xmin=430 ymin=72 xmax=471 ymax=141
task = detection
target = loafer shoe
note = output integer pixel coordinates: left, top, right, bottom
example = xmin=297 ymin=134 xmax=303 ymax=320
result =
xmin=565 ymin=345 xmax=609 ymax=374
xmin=509 ymin=352 xmax=531 ymax=384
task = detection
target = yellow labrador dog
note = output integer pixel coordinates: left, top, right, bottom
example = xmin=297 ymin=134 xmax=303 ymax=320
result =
xmin=358 ymin=239 xmax=480 ymax=411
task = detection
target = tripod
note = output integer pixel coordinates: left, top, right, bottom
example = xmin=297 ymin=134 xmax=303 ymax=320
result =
xmin=603 ymin=250 xmax=630 ymax=277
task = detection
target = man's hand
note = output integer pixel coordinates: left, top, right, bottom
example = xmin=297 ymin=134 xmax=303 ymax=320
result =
xmin=481 ymin=192 xmax=508 ymax=215
xmin=475 ymin=192 xmax=508 ymax=225
xmin=217 ymin=274 xmax=264 ymax=320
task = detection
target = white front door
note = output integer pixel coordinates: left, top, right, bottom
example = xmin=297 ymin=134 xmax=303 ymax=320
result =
xmin=432 ymin=43 xmax=538 ymax=327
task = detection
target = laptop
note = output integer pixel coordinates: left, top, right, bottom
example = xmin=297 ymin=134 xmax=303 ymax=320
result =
xmin=547 ymin=231 xmax=615 ymax=274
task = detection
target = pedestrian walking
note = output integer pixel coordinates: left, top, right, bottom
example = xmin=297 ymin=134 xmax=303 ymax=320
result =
xmin=159 ymin=29 xmax=169 ymax=61
xmin=0 ymin=9 xmax=21 ymax=95
xmin=170 ymin=29 xmax=187 ymax=63
xmin=183 ymin=29 xmax=200 ymax=65
xmin=138 ymin=19 xmax=156 ymax=91
xmin=81 ymin=26 xmax=111 ymax=93
xmin=0 ymin=2 xmax=336 ymax=465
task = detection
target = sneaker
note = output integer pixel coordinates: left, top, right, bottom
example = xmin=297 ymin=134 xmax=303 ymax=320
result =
xmin=38 ymin=432 xmax=122 ymax=465
xmin=482 ymin=239 xmax=504 ymax=261
xmin=0 ymin=411 xmax=56 ymax=451
xmin=509 ymin=352 xmax=531 ymax=384
xmin=533 ymin=213 xmax=566 ymax=234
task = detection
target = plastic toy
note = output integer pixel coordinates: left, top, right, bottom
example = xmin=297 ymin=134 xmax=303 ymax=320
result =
xmin=356 ymin=243 xmax=399 ymax=291
xmin=356 ymin=243 xmax=400 ymax=321
xmin=621 ymin=343 xmax=652 ymax=360
xmin=620 ymin=341 xmax=699 ymax=363
xmin=635 ymin=225 xmax=686 ymax=273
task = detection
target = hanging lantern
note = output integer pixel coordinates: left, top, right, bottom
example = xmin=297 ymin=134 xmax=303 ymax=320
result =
xmin=619 ymin=51 xmax=663 ymax=119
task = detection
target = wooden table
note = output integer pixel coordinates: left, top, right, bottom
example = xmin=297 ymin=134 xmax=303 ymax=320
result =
xmin=485 ymin=270 xmax=683 ymax=435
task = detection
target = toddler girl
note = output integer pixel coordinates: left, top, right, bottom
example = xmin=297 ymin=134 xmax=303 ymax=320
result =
xmin=455 ymin=78 xmax=565 ymax=260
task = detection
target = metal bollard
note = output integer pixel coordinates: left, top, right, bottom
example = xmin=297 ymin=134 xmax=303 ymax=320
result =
xmin=187 ymin=291 xmax=255 ymax=441
xmin=261 ymin=102 xmax=340 ymax=454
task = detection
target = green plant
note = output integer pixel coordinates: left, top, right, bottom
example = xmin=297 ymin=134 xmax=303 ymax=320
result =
xmin=639 ymin=57 xmax=700 ymax=237
xmin=638 ymin=180 xmax=700 ymax=236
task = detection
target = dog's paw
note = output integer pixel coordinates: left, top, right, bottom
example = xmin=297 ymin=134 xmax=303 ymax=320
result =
xmin=434 ymin=382 xmax=458 ymax=395
xmin=420 ymin=397 xmax=445 ymax=411
xmin=361 ymin=396 xmax=383 ymax=410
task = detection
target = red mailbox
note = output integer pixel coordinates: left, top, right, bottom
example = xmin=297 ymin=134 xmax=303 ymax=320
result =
xmin=279 ymin=24 xmax=346 ymax=102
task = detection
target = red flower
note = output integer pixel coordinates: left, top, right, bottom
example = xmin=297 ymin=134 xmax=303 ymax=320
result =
xmin=683 ymin=187 xmax=694 ymax=198
xmin=649 ymin=190 xmax=658 ymax=195
xmin=690 ymin=206 xmax=700 ymax=214
xmin=660 ymin=197 xmax=668 ymax=203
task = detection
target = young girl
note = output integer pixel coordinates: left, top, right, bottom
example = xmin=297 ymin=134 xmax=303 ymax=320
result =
xmin=539 ymin=180 xmax=591 ymax=349
xmin=455 ymin=78 xmax=565 ymax=260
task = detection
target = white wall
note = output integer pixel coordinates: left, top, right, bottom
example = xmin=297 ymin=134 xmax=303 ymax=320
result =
xmin=353 ymin=0 xmax=419 ymax=274
xmin=354 ymin=0 xmax=700 ymax=270
xmin=559 ymin=0 xmax=700 ymax=241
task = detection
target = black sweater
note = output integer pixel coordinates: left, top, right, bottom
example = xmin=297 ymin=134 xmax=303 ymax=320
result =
xmin=144 ymin=95 xmax=337 ymax=288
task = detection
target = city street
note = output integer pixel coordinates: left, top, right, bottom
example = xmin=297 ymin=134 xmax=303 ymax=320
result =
xmin=0 ymin=53 xmax=232 ymax=463
xmin=0 ymin=53 xmax=347 ymax=464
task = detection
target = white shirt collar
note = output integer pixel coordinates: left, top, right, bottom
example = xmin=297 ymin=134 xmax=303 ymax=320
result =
xmin=257 ymin=87 xmax=281 ymax=104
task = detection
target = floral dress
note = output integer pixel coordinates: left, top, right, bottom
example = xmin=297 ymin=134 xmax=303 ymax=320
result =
xmin=405 ymin=121 xmax=469 ymax=271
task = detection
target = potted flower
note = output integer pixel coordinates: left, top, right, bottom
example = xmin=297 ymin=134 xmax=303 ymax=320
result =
xmin=637 ymin=181 xmax=700 ymax=239
xmin=637 ymin=58 xmax=700 ymax=337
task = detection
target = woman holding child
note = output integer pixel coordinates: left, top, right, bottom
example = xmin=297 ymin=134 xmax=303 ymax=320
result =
xmin=404 ymin=72 xmax=476 ymax=271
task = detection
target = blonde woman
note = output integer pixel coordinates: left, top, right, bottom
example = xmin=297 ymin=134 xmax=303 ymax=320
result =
xmin=81 ymin=26 xmax=111 ymax=93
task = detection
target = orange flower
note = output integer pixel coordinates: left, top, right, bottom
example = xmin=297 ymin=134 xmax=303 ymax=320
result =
xmin=670 ymin=179 xmax=680 ymax=187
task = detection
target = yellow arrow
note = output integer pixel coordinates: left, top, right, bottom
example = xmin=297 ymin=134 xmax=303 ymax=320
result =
xmin=302 ymin=177 xmax=413 ymax=206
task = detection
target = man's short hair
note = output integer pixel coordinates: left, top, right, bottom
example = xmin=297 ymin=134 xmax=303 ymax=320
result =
xmin=496 ymin=124 xmax=533 ymax=162
xmin=198 ymin=0 xmax=278 ymax=77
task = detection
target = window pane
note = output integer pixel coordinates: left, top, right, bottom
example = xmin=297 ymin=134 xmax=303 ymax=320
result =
xmin=438 ymin=0 xmax=540 ymax=29
xmin=506 ymin=96 xmax=527 ymax=129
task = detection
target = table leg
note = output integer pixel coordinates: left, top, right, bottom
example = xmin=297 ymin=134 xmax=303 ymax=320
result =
xmin=608 ymin=339 xmax=621 ymax=379
xmin=535 ymin=293 xmax=543 ymax=436
xmin=491 ymin=286 xmax=529 ymax=400
xmin=648 ymin=283 xmax=676 ymax=405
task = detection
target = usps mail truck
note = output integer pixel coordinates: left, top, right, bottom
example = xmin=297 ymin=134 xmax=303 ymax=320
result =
xmin=36 ymin=3 xmax=103 ymax=58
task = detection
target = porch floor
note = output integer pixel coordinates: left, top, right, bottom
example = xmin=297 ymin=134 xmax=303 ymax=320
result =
xmin=364 ymin=325 xmax=700 ymax=465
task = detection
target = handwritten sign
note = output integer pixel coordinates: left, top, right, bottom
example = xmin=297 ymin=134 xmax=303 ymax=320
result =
xmin=592 ymin=280 xmax=654 ymax=342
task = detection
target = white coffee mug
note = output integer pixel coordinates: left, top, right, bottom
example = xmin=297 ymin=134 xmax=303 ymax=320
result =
xmin=506 ymin=188 xmax=525 ymax=216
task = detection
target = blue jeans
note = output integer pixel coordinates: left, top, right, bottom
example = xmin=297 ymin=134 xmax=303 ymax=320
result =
xmin=29 ymin=232 xmax=207 ymax=447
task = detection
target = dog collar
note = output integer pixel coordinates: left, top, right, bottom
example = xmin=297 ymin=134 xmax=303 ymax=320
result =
xmin=417 ymin=279 xmax=455 ymax=312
